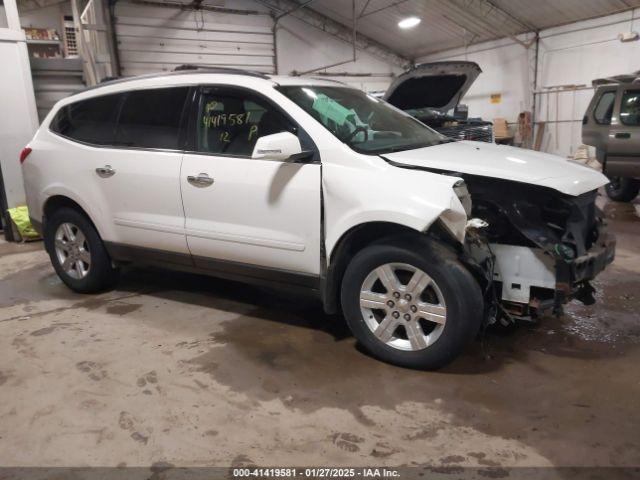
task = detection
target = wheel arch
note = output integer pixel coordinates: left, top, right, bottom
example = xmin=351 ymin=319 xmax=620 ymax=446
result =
xmin=321 ymin=219 xmax=461 ymax=315
xmin=42 ymin=195 xmax=104 ymax=250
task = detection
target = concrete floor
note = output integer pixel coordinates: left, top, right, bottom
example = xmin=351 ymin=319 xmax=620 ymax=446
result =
xmin=0 ymin=196 xmax=639 ymax=469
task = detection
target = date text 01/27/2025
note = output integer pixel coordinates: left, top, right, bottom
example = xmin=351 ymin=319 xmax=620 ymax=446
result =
xmin=232 ymin=468 xmax=401 ymax=478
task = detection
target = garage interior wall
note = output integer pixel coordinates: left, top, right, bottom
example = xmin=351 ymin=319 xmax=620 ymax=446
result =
xmin=418 ymin=8 xmax=640 ymax=157
xmin=113 ymin=0 xmax=400 ymax=89
xmin=15 ymin=1 xmax=639 ymax=155
xmin=274 ymin=12 xmax=401 ymax=92
xmin=20 ymin=0 xmax=402 ymax=119
xmin=114 ymin=0 xmax=275 ymax=75
xmin=19 ymin=2 xmax=84 ymax=120
xmin=1 ymin=3 xmax=9 ymax=28
xmin=0 ymin=0 xmax=39 ymax=238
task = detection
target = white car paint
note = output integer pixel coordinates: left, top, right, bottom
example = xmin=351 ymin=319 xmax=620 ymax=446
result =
xmin=22 ymin=71 xmax=608 ymax=300
xmin=23 ymin=73 xmax=470 ymax=278
xmin=26 ymin=129 xmax=188 ymax=255
xmin=320 ymin=147 xmax=466 ymax=257
xmin=383 ymin=141 xmax=609 ymax=196
xmin=180 ymin=151 xmax=321 ymax=274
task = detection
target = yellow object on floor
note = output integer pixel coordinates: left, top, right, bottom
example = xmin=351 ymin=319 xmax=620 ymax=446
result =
xmin=7 ymin=206 xmax=40 ymax=241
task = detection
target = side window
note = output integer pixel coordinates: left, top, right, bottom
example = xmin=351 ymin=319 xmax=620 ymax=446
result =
xmin=50 ymin=93 xmax=122 ymax=145
xmin=116 ymin=87 xmax=189 ymax=149
xmin=196 ymin=88 xmax=296 ymax=156
xmin=593 ymin=91 xmax=616 ymax=125
xmin=620 ymin=90 xmax=640 ymax=126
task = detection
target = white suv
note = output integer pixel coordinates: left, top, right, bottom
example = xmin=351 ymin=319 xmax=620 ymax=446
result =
xmin=21 ymin=67 xmax=616 ymax=369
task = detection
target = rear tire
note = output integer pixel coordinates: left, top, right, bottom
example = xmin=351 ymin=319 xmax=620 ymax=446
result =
xmin=340 ymin=238 xmax=483 ymax=370
xmin=605 ymin=177 xmax=640 ymax=202
xmin=45 ymin=207 xmax=119 ymax=293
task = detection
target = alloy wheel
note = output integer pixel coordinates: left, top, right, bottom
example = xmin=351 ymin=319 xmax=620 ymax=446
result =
xmin=54 ymin=222 xmax=91 ymax=279
xmin=359 ymin=263 xmax=447 ymax=351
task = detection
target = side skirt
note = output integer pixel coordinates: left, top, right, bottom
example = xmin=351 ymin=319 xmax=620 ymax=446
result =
xmin=104 ymin=242 xmax=321 ymax=296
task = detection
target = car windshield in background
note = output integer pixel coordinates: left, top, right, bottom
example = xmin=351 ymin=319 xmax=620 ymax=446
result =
xmin=276 ymin=85 xmax=446 ymax=154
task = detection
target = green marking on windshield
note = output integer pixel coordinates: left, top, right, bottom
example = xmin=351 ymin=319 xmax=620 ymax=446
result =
xmin=312 ymin=94 xmax=355 ymax=127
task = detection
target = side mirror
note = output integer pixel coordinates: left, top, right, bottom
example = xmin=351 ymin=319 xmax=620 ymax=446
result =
xmin=252 ymin=132 xmax=309 ymax=162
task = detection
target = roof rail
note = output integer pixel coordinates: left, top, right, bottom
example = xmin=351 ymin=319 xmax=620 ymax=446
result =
xmin=67 ymin=66 xmax=273 ymax=98
xmin=309 ymin=76 xmax=347 ymax=85
xmin=173 ymin=64 xmax=271 ymax=79
xmin=592 ymin=71 xmax=640 ymax=86
xmin=100 ymin=76 xmax=121 ymax=83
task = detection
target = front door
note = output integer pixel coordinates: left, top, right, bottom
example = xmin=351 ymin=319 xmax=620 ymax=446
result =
xmin=180 ymin=86 xmax=322 ymax=283
xmin=608 ymin=87 xmax=640 ymax=177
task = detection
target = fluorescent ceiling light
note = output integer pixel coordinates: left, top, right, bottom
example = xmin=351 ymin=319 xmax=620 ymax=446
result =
xmin=398 ymin=17 xmax=421 ymax=29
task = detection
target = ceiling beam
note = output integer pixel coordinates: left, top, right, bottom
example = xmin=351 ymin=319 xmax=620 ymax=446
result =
xmin=480 ymin=0 xmax=538 ymax=32
xmin=458 ymin=0 xmax=538 ymax=48
xmin=257 ymin=0 xmax=410 ymax=68
xmin=275 ymin=0 xmax=316 ymax=20
xmin=439 ymin=0 xmax=536 ymax=49
xmin=358 ymin=0 xmax=373 ymax=18
xmin=358 ymin=0 xmax=411 ymax=19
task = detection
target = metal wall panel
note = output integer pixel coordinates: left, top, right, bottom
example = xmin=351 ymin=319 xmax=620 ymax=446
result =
xmin=114 ymin=1 xmax=275 ymax=75
xmin=30 ymin=57 xmax=85 ymax=121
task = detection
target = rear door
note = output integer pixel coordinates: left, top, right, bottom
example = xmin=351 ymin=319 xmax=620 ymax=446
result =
xmin=87 ymin=87 xmax=191 ymax=256
xmin=180 ymin=85 xmax=321 ymax=283
xmin=607 ymin=87 xmax=640 ymax=178
xmin=102 ymin=87 xmax=190 ymax=256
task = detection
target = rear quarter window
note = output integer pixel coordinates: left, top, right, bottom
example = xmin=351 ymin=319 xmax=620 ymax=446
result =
xmin=50 ymin=93 xmax=123 ymax=145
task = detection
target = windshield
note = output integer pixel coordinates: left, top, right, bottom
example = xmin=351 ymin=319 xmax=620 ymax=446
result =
xmin=276 ymin=85 xmax=448 ymax=154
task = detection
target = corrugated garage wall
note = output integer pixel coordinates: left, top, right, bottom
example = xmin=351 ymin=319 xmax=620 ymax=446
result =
xmin=114 ymin=1 xmax=276 ymax=76
xmin=31 ymin=57 xmax=84 ymax=121
xmin=418 ymin=8 xmax=640 ymax=157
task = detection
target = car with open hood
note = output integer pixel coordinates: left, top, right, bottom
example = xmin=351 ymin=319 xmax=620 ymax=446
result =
xmin=382 ymin=61 xmax=494 ymax=143
xmin=21 ymin=67 xmax=614 ymax=370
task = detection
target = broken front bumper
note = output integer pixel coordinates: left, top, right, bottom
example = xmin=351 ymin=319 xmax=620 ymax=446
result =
xmin=484 ymin=228 xmax=616 ymax=318
xmin=555 ymin=230 xmax=616 ymax=307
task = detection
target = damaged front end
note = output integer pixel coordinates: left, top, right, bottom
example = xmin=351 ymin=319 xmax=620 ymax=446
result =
xmin=460 ymin=176 xmax=616 ymax=323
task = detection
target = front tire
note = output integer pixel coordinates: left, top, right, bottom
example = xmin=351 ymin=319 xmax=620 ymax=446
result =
xmin=45 ymin=207 xmax=119 ymax=293
xmin=341 ymin=239 xmax=483 ymax=370
xmin=605 ymin=177 xmax=640 ymax=202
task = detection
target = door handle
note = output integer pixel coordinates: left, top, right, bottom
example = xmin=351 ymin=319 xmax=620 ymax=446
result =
xmin=187 ymin=173 xmax=214 ymax=187
xmin=95 ymin=165 xmax=115 ymax=178
xmin=615 ymin=132 xmax=631 ymax=139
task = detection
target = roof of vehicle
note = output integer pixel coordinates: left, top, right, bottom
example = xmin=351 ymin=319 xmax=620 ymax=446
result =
xmin=69 ymin=66 xmax=355 ymax=99
xmin=592 ymin=71 xmax=640 ymax=86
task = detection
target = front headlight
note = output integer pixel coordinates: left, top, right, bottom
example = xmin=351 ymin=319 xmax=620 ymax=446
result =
xmin=453 ymin=180 xmax=472 ymax=217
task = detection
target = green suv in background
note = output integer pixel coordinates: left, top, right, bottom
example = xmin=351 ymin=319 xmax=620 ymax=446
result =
xmin=583 ymin=73 xmax=640 ymax=202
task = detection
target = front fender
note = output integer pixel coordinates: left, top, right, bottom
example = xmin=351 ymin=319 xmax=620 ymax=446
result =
xmin=323 ymin=161 xmax=467 ymax=258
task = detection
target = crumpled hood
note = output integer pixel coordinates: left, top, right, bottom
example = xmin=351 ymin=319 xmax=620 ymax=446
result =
xmin=383 ymin=141 xmax=609 ymax=196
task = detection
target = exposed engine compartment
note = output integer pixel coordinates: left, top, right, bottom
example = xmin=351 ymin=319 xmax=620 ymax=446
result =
xmin=465 ymin=176 xmax=600 ymax=256
xmin=459 ymin=175 xmax=615 ymax=323
xmin=381 ymin=153 xmax=616 ymax=324
xmin=381 ymin=61 xmax=494 ymax=143
xmin=410 ymin=109 xmax=494 ymax=143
